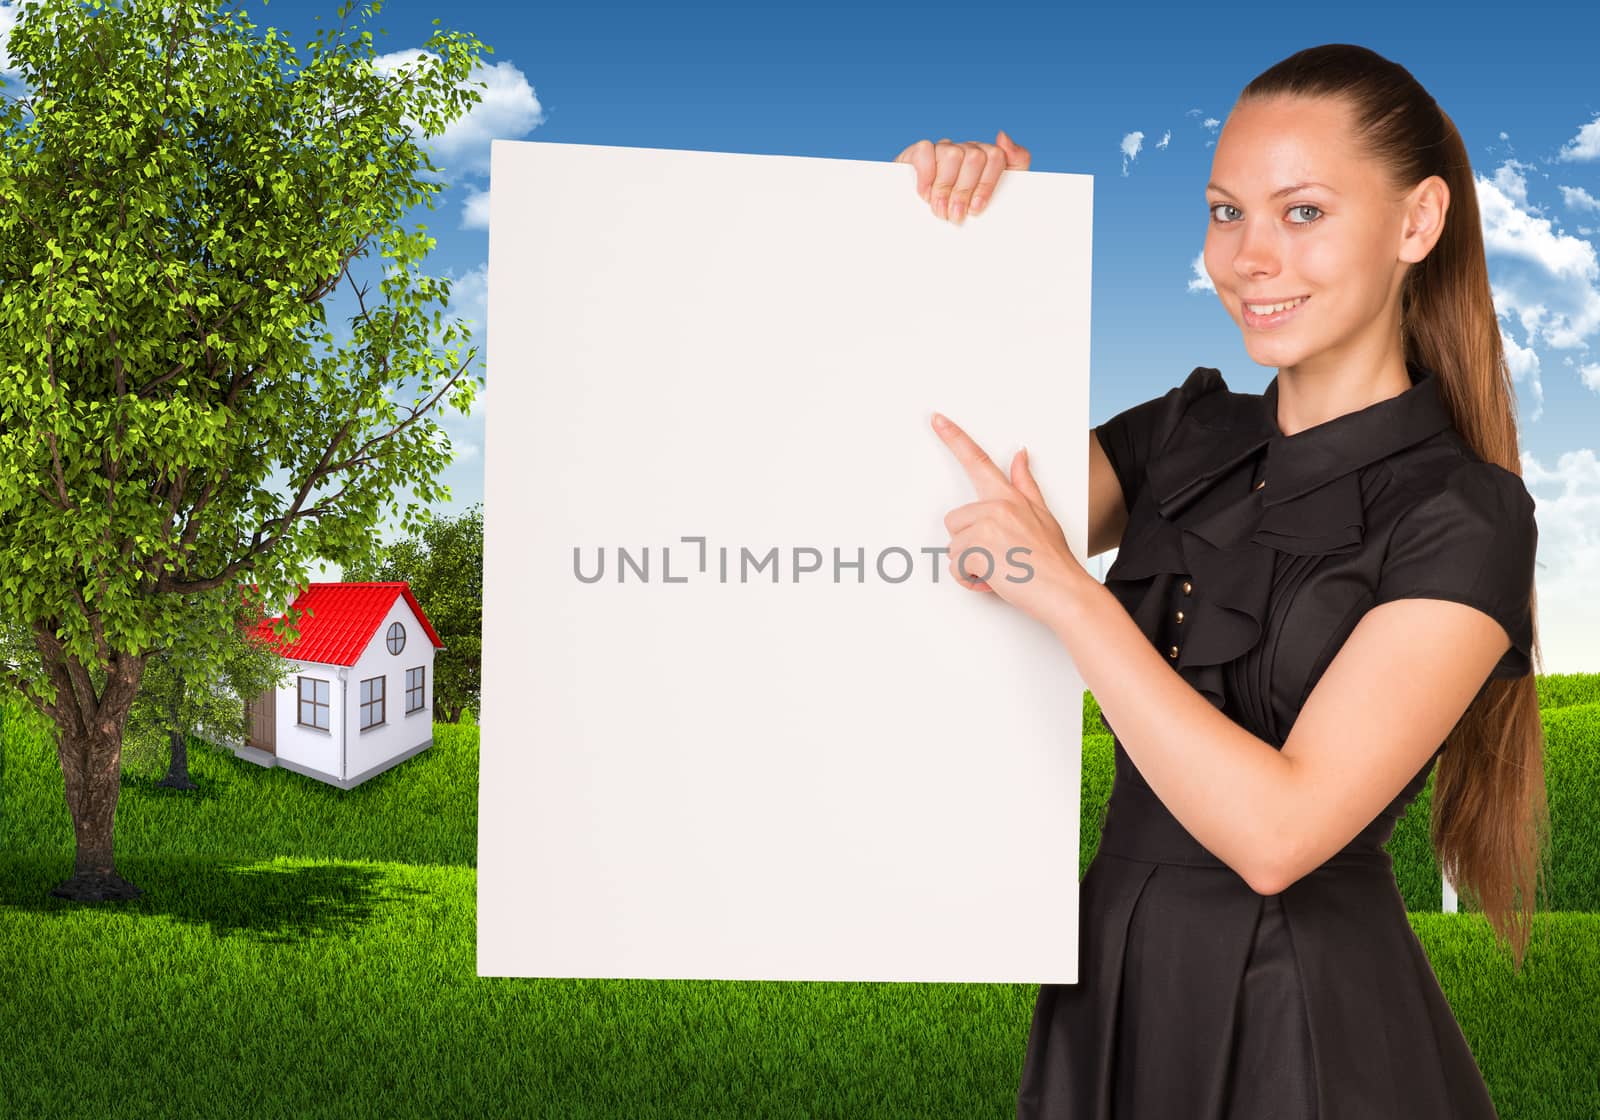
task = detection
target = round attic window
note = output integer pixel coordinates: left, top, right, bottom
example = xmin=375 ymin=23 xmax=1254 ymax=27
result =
xmin=387 ymin=621 xmax=406 ymax=655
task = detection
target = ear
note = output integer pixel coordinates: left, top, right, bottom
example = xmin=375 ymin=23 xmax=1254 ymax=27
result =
xmin=1398 ymin=174 xmax=1449 ymax=264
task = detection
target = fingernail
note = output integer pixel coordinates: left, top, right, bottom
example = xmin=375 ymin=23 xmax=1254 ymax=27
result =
xmin=950 ymin=201 xmax=965 ymax=223
xmin=970 ymin=195 xmax=985 ymax=215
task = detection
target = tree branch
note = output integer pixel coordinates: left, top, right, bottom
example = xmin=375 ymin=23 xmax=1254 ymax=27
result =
xmin=153 ymin=340 xmax=474 ymax=597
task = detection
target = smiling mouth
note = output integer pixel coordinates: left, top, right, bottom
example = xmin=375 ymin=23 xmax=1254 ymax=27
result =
xmin=1241 ymin=294 xmax=1309 ymax=327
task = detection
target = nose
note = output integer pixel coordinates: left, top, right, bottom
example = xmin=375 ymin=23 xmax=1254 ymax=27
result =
xmin=1230 ymin=216 xmax=1280 ymax=281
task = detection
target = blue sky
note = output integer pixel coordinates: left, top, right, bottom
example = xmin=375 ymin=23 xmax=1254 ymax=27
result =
xmin=9 ymin=0 xmax=1599 ymax=670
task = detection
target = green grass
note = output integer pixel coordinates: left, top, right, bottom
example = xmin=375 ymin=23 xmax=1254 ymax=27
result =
xmin=2 ymin=689 xmax=1599 ymax=1118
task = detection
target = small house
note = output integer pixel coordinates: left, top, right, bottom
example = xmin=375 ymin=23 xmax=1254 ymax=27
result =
xmin=227 ymin=581 xmax=447 ymax=789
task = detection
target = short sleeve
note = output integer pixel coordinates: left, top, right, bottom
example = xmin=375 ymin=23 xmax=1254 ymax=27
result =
xmin=1093 ymin=366 xmax=1225 ymax=513
xmin=1374 ymin=461 xmax=1537 ymax=679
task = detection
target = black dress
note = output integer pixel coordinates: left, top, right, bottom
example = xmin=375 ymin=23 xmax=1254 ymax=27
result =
xmin=1015 ymin=362 xmax=1538 ymax=1120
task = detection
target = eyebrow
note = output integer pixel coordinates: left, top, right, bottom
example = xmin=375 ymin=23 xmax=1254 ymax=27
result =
xmin=1206 ymin=180 xmax=1339 ymax=198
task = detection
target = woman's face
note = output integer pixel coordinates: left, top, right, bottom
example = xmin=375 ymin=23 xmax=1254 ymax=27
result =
xmin=1202 ymin=94 xmax=1428 ymax=372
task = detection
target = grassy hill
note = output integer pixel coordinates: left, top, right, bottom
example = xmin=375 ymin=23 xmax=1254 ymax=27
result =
xmin=2 ymin=687 xmax=1597 ymax=1118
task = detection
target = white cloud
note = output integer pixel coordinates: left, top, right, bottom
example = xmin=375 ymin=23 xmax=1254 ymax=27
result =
xmin=428 ymin=261 xmax=488 ymax=455
xmin=1203 ymin=117 xmax=1220 ymax=131
xmin=1155 ymin=129 xmax=1170 ymax=151
xmin=1518 ymin=447 xmax=1600 ymax=672
xmin=1490 ymin=159 xmax=1539 ymax=210
xmin=1580 ymin=362 xmax=1600 ymax=393
xmin=461 ymin=184 xmax=491 ymax=231
xmin=1 ymin=1 xmax=22 ymax=80
xmin=1476 ymin=160 xmax=1600 ymax=351
xmin=1186 ymin=248 xmax=1213 ymax=293
xmin=440 ymin=260 xmax=487 ymax=353
xmin=1499 ymin=319 xmax=1544 ymax=420
xmin=1560 ymin=185 xmax=1600 ymax=213
xmin=1120 ymin=130 xmax=1144 ymax=176
xmin=372 ymin=51 xmax=543 ymax=177
xmin=1556 ymin=112 xmax=1600 ymax=162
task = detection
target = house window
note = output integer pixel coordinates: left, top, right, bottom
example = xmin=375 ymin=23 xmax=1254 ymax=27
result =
xmin=360 ymin=675 xmax=386 ymax=730
xmin=297 ymin=677 xmax=330 ymax=730
xmin=406 ymin=666 xmax=426 ymax=714
xmin=387 ymin=622 xmax=406 ymax=655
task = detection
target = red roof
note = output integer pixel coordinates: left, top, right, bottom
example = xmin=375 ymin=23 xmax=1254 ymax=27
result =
xmin=247 ymin=582 xmax=446 ymax=667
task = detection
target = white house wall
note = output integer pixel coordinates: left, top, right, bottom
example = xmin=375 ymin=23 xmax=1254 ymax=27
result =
xmin=276 ymin=661 xmax=344 ymax=778
xmin=343 ymin=595 xmax=436 ymax=781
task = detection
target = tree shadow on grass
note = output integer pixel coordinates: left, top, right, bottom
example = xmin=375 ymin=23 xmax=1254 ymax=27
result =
xmin=0 ymin=855 xmax=433 ymax=945
xmin=119 ymin=767 xmax=241 ymax=804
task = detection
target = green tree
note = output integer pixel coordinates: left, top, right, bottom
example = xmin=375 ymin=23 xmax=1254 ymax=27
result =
xmin=123 ymin=585 xmax=294 ymax=790
xmin=343 ymin=502 xmax=481 ymax=723
xmin=6 ymin=582 xmax=294 ymax=789
xmin=0 ymin=0 xmax=489 ymax=902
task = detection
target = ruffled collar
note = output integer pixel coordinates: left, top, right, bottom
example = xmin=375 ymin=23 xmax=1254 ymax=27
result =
xmin=1146 ymin=360 xmax=1454 ymax=519
xmin=1104 ymin=361 xmax=1455 ymax=726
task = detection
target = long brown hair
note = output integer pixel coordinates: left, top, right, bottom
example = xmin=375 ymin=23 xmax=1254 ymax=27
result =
xmin=1240 ymin=44 xmax=1549 ymax=970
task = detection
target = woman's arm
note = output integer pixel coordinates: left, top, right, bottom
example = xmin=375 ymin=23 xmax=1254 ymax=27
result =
xmin=1087 ymin=428 xmax=1131 ymax=559
xmin=1043 ymin=570 xmax=1513 ymax=894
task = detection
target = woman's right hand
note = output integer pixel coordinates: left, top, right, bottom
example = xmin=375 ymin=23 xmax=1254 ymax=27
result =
xmin=893 ymin=130 xmax=1031 ymax=225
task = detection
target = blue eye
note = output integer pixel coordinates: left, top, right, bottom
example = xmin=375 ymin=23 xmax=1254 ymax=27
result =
xmin=1209 ymin=202 xmax=1324 ymax=224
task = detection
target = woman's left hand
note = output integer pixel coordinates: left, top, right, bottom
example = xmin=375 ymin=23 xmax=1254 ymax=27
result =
xmin=932 ymin=410 xmax=1086 ymax=626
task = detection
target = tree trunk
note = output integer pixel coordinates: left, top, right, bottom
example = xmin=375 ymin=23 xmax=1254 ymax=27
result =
xmin=35 ymin=639 xmax=149 ymax=903
xmin=156 ymin=659 xmax=195 ymax=790
xmin=156 ymin=726 xmax=197 ymax=790
xmin=51 ymin=720 xmax=142 ymax=902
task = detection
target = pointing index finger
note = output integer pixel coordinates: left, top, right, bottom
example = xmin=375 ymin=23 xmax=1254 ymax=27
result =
xmin=932 ymin=412 xmax=1011 ymax=498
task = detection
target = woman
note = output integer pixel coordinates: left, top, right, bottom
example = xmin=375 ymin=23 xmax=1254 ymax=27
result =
xmin=901 ymin=43 xmax=1547 ymax=1119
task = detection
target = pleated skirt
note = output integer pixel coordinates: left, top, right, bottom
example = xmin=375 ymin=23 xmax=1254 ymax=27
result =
xmin=1014 ymin=851 xmax=1500 ymax=1120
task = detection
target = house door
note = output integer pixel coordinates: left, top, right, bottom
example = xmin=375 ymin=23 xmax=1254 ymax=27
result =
xmin=244 ymin=688 xmax=277 ymax=754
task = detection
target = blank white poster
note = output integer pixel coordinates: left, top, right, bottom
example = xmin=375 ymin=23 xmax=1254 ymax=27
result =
xmin=478 ymin=139 xmax=1094 ymax=984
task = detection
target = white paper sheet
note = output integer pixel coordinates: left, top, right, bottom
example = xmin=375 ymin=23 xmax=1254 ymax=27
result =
xmin=478 ymin=139 xmax=1094 ymax=983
